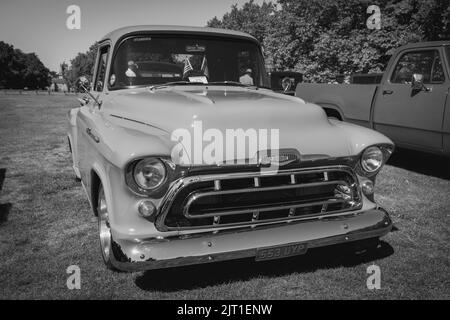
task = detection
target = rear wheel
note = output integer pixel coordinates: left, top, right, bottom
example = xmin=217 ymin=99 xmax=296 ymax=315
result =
xmin=97 ymin=184 xmax=117 ymax=270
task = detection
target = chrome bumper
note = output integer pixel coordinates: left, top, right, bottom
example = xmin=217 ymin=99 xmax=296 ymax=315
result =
xmin=110 ymin=207 xmax=392 ymax=272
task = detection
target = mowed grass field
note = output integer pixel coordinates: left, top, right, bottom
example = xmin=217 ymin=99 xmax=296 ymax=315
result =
xmin=0 ymin=94 xmax=449 ymax=299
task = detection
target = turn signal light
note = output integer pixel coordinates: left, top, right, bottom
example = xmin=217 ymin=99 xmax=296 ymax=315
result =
xmin=138 ymin=200 xmax=156 ymax=220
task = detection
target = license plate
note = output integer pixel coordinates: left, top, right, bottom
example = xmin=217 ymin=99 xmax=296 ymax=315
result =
xmin=255 ymin=242 xmax=307 ymax=261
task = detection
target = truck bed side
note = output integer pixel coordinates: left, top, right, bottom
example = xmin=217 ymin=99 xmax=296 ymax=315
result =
xmin=295 ymin=83 xmax=378 ymax=128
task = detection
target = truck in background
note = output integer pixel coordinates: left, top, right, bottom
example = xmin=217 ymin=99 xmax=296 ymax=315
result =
xmin=296 ymin=41 xmax=450 ymax=156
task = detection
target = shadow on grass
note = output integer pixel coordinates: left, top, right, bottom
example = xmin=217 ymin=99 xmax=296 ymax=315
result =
xmin=387 ymin=148 xmax=450 ymax=180
xmin=0 ymin=203 xmax=12 ymax=225
xmin=0 ymin=168 xmax=12 ymax=225
xmin=0 ymin=168 xmax=5 ymax=190
xmin=135 ymin=240 xmax=394 ymax=292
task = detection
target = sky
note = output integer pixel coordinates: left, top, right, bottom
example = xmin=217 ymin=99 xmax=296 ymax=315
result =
xmin=0 ymin=0 xmax=266 ymax=72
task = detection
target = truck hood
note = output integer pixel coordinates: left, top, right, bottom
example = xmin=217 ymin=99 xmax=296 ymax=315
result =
xmin=103 ymin=86 xmax=390 ymax=163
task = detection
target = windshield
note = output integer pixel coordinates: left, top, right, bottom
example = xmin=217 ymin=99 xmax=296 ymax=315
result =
xmin=109 ymin=35 xmax=270 ymax=90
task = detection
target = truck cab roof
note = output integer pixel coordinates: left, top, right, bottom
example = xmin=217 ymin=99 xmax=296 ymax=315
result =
xmin=397 ymin=40 xmax=450 ymax=51
xmin=100 ymin=25 xmax=259 ymax=45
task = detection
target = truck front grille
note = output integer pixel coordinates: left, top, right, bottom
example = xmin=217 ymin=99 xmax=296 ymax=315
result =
xmin=158 ymin=166 xmax=361 ymax=231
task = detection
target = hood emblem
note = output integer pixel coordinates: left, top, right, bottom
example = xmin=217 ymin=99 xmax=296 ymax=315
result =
xmin=257 ymin=149 xmax=300 ymax=167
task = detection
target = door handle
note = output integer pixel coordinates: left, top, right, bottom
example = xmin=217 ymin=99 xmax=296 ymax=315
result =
xmin=86 ymin=128 xmax=100 ymax=143
xmin=382 ymin=90 xmax=393 ymax=95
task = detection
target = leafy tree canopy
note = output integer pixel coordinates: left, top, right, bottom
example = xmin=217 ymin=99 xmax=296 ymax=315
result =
xmin=0 ymin=41 xmax=51 ymax=89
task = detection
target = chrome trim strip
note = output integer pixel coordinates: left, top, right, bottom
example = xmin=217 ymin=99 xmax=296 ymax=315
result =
xmin=160 ymin=208 xmax=359 ymax=231
xmin=290 ymin=174 xmax=296 ymax=184
xmin=110 ymin=114 xmax=167 ymax=132
xmin=185 ymin=198 xmax=346 ymax=219
xmin=182 ymin=179 xmax=350 ymax=218
xmin=86 ymin=128 xmax=100 ymax=143
xmin=213 ymin=180 xmax=221 ymax=191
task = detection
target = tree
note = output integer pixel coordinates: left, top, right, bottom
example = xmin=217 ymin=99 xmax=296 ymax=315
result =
xmin=0 ymin=41 xmax=50 ymax=89
xmin=207 ymin=0 xmax=277 ymax=45
xmin=0 ymin=41 xmax=15 ymax=88
xmin=63 ymin=43 xmax=98 ymax=90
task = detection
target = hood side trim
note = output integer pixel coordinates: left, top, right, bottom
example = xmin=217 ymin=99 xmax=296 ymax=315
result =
xmin=110 ymin=114 xmax=169 ymax=133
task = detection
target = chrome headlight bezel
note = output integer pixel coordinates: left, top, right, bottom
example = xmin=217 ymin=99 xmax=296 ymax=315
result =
xmin=361 ymin=146 xmax=383 ymax=173
xmin=125 ymin=157 xmax=176 ymax=197
xmin=133 ymin=158 xmax=167 ymax=190
xmin=356 ymin=144 xmax=394 ymax=177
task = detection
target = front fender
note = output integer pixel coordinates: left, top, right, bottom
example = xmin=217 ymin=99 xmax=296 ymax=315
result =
xmin=92 ymin=115 xmax=174 ymax=170
xmin=330 ymin=119 xmax=394 ymax=155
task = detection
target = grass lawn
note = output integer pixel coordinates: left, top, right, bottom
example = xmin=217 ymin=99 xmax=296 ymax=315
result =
xmin=0 ymin=94 xmax=449 ymax=299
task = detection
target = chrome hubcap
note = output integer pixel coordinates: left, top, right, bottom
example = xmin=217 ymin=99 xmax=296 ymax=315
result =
xmin=98 ymin=187 xmax=111 ymax=260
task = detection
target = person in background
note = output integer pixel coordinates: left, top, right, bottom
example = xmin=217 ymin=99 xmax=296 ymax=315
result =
xmin=239 ymin=68 xmax=254 ymax=85
xmin=126 ymin=60 xmax=139 ymax=78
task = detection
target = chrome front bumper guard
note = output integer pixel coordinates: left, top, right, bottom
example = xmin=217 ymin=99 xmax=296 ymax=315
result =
xmin=110 ymin=207 xmax=392 ymax=272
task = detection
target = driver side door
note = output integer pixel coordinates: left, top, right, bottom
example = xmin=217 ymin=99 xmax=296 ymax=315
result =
xmin=77 ymin=44 xmax=110 ymax=187
xmin=373 ymin=48 xmax=448 ymax=152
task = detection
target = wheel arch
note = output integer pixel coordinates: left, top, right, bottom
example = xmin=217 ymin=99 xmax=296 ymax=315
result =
xmin=89 ymin=163 xmax=111 ymax=217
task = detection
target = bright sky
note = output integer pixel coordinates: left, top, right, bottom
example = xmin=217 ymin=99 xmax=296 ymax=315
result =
xmin=0 ymin=0 xmax=265 ymax=71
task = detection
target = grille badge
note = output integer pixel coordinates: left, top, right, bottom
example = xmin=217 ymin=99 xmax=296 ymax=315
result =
xmin=257 ymin=149 xmax=300 ymax=167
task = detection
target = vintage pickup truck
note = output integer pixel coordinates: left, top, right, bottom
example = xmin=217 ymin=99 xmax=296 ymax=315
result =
xmin=67 ymin=25 xmax=394 ymax=272
xmin=296 ymin=41 xmax=450 ymax=156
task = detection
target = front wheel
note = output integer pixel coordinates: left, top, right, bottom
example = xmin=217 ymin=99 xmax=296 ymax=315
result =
xmin=97 ymin=184 xmax=117 ymax=270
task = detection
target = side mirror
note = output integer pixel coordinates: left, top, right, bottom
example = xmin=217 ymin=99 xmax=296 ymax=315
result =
xmin=76 ymin=76 xmax=102 ymax=108
xmin=411 ymin=73 xmax=424 ymax=91
xmin=270 ymin=71 xmax=303 ymax=95
xmin=77 ymin=76 xmax=91 ymax=93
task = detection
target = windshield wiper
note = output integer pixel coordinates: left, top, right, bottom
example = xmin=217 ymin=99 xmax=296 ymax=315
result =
xmin=148 ymin=81 xmax=201 ymax=90
xmin=149 ymin=80 xmax=261 ymax=91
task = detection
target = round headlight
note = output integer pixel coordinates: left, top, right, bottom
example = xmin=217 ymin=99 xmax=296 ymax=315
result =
xmin=133 ymin=158 xmax=166 ymax=190
xmin=361 ymin=146 xmax=384 ymax=173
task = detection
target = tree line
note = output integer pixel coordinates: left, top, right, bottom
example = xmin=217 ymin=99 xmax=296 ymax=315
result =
xmin=0 ymin=41 xmax=51 ymax=89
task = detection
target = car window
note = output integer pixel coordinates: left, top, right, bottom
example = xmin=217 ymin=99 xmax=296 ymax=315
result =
xmin=391 ymin=50 xmax=438 ymax=84
xmin=431 ymin=52 xmax=445 ymax=83
xmin=94 ymin=46 xmax=109 ymax=92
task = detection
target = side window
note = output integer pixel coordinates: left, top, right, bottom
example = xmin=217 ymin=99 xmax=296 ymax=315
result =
xmin=391 ymin=50 xmax=436 ymax=84
xmin=446 ymin=46 xmax=450 ymax=65
xmin=431 ymin=52 xmax=445 ymax=83
xmin=94 ymin=46 xmax=109 ymax=92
